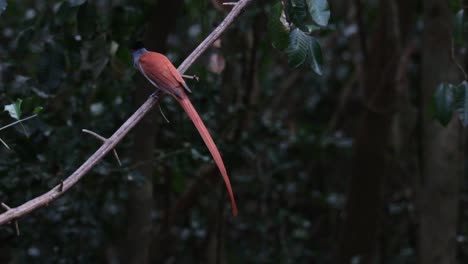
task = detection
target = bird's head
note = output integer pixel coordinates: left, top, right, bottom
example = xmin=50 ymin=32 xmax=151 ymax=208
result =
xmin=131 ymin=41 xmax=148 ymax=69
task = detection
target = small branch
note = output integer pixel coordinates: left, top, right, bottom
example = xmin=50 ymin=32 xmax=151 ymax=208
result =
xmin=0 ymin=114 xmax=38 ymax=150
xmin=82 ymin=129 xmax=122 ymax=166
xmin=0 ymin=137 xmax=10 ymax=150
xmin=223 ymin=2 xmax=237 ymax=6
xmin=451 ymin=38 xmax=468 ymax=80
xmin=0 ymin=0 xmax=254 ymax=226
xmin=0 ymin=114 xmax=38 ymax=132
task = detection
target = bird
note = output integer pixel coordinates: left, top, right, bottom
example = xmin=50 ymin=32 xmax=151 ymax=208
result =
xmin=131 ymin=42 xmax=238 ymax=216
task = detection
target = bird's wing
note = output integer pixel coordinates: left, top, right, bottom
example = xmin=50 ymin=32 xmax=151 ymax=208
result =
xmin=139 ymin=52 xmax=183 ymax=97
xmin=164 ymin=57 xmax=192 ymax=93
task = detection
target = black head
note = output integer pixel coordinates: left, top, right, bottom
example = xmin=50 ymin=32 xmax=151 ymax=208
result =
xmin=131 ymin=41 xmax=145 ymax=52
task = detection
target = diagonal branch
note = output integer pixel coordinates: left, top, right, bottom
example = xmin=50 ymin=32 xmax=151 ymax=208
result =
xmin=0 ymin=0 xmax=254 ymax=226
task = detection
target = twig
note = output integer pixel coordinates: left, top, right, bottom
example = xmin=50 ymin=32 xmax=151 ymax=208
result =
xmin=158 ymin=104 xmax=171 ymax=123
xmin=82 ymin=129 xmax=122 ymax=166
xmin=0 ymin=137 xmax=10 ymax=150
xmin=451 ymin=38 xmax=468 ymax=80
xmin=0 ymin=114 xmax=38 ymax=132
xmin=0 ymin=0 xmax=254 ymax=226
xmin=0 ymin=114 xmax=38 ymax=150
xmin=223 ymin=2 xmax=237 ymax=6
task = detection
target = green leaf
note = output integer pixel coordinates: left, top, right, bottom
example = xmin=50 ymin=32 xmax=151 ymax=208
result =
xmin=309 ymin=37 xmax=323 ymax=75
xmin=433 ymin=83 xmax=455 ymax=126
xmin=305 ymin=0 xmax=330 ymax=27
xmin=34 ymin=106 xmax=44 ymax=114
xmin=453 ymin=10 xmax=467 ymax=45
xmin=453 ymin=81 xmax=468 ymax=126
xmin=268 ymin=1 xmax=290 ymax=50
xmin=4 ymin=99 xmax=23 ymax=120
xmin=286 ymin=29 xmax=324 ymax=75
xmin=0 ymin=0 xmax=6 ymax=16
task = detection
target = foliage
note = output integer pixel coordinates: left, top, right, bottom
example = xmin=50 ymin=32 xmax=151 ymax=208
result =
xmin=1 ymin=0 xmax=468 ymax=264
xmin=4 ymin=99 xmax=23 ymax=120
xmin=268 ymin=0 xmax=329 ymax=75
xmin=433 ymin=5 xmax=468 ymax=127
xmin=433 ymin=81 xmax=468 ymax=126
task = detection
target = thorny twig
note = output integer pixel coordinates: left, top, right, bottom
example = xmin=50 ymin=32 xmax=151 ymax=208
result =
xmin=1 ymin=203 xmax=20 ymax=236
xmin=0 ymin=114 xmax=38 ymax=150
xmin=0 ymin=0 xmax=254 ymax=226
xmin=82 ymin=129 xmax=122 ymax=166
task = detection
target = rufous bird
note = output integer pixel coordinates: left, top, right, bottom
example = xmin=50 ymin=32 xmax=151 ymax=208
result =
xmin=131 ymin=42 xmax=238 ymax=216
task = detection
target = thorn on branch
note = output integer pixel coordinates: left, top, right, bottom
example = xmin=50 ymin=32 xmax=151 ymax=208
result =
xmin=82 ymin=129 xmax=122 ymax=166
xmin=1 ymin=203 xmax=20 ymax=236
xmin=59 ymin=180 xmax=64 ymax=192
xmin=1 ymin=202 xmax=11 ymax=211
xmin=182 ymin=74 xmax=200 ymax=82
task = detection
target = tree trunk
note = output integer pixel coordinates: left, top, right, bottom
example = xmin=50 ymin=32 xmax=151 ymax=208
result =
xmin=337 ymin=1 xmax=402 ymax=263
xmin=124 ymin=1 xmax=184 ymax=263
xmin=419 ymin=1 xmax=462 ymax=264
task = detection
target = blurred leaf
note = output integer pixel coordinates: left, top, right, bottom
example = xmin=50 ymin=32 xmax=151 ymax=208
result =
xmin=288 ymin=0 xmax=308 ymax=28
xmin=433 ymin=83 xmax=455 ymax=126
xmin=305 ymin=0 xmax=330 ymax=26
xmin=4 ymin=99 xmax=23 ymax=120
xmin=116 ymin=45 xmax=131 ymax=61
xmin=453 ymin=10 xmax=467 ymax=45
xmin=208 ymin=53 xmax=226 ymax=74
xmin=0 ymin=0 xmax=6 ymax=16
xmin=309 ymin=37 xmax=323 ymax=75
xmin=286 ymin=28 xmax=323 ymax=75
xmin=37 ymin=43 xmax=65 ymax=91
xmin=304 ymin=24 xmax=321 ymax=33
xmin=268 ymin=1 xmax=289 ymax=50
xmin=453 ymin=81 xmax=468 ymax=126
xmin=14 ymin=27 xmax=34 ymax=50
xmin=34 ymin=106 xmax=44 ymax=114
xmin=172 ymin=167 xmax=186 ymax=193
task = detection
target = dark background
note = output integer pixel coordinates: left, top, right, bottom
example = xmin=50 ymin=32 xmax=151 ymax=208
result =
xmin=1 ymin=0 xmax=467 ymax=263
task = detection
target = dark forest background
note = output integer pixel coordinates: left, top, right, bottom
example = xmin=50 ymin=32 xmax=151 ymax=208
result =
xmin=1 ymin=0 xmax=468 ymax=263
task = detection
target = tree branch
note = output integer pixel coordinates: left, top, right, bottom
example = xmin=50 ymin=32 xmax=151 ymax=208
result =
xmin=82 ymin=129 xmax=122 ymax=166
xmin=0 ymin=0 xmax=254 ymax=226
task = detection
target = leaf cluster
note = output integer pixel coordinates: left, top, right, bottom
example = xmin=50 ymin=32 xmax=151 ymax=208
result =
xmin=268 ymin=0 xmax=330 ymax=75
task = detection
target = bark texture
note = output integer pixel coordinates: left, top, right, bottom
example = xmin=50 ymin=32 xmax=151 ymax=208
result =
xmin=337 ymin=1 xmax=403 ymax=263
xmin=419 ymin=1 xmax=462 ymax=264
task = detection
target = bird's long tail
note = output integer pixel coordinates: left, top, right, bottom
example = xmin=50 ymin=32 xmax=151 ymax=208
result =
xmin=176 ymin=94 xmax=238 ymax=216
